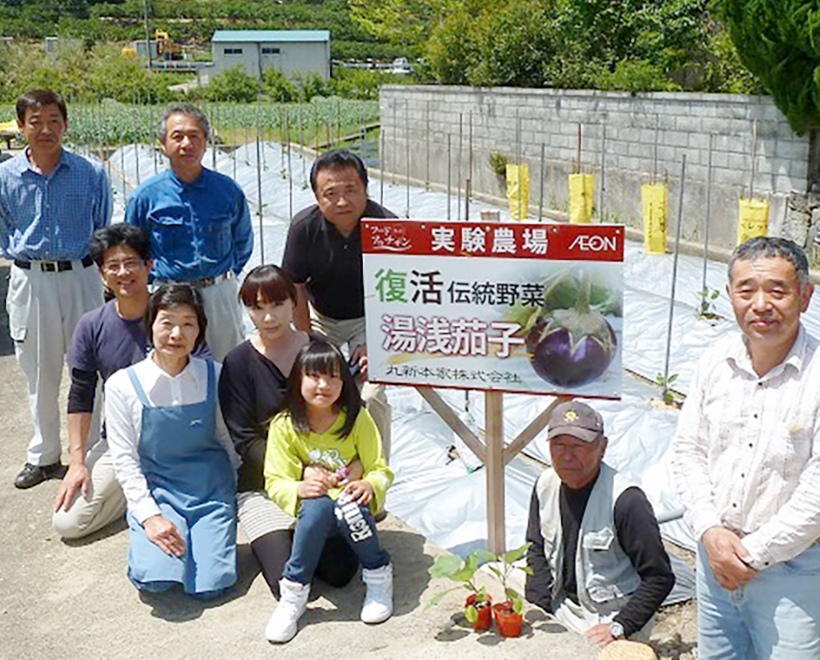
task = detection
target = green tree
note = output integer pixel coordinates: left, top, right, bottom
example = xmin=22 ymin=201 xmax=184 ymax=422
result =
xmin=467 ymin=0 xmax=559 ymax=87
xmin=87 ymin=43 xmax=177 ymax=103
xmin=349 ymin=0 xmax=435 ymax=56
xmin=423 ymin=5 xmax=481 ymax=85
xmin=292 ymin=71 xmax=329 ymax=102
xmin=720 ymin=0 xmax=820 ymax=134
xmin=0 ymin=41 xmax=91 ymax=101
xmin=262 ymin=67 xmax=296 ymax=102
xmin=596 ymin=59 xmax=680 ymax=92
xmin=352 ymin=0 xmax=747 ymax=94
xmin=330 ymin=68 xmax=411 ymax=100
xmin=700 ymin=26 xmax=764 ymax=95
xmin=206 ymin=66 xmax=260 ymax=102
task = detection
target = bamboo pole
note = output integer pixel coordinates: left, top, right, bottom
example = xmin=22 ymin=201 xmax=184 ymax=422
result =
xmin=405 ymin=100 xmax=410 ymax=218
xmin=701 ymin=134 xmax=714 ymax=315
xmin=286 ymin=106 xmax=293 ymax=221
xmin=425 ymin=100 xmax=430 ymax=190
xmin=466 ymin=112 xmax=472 ymax=221
xmin=457 ymin=112 xmax=463 ymax=221
xmin=539 ymin=143 xmax=545 ymax=222
xmin=517 ymin=112 xmax=523 ymax=217
xmin=576 ymin=122 xmax=581 ymax=175
xmin=600 ymin=123 xmax=607 ymax=220
xmin=256 ymin=108 xmax=265 ymax=265
xmin=379 ymin=126 xmax=385 ymax=208
xmin=662 ymin=155 xmax=687 ymax=401
xmin=750 ymin=119 xmax=758 ymax=199
xmin=447 ymin=133 xmax=452 ymax=221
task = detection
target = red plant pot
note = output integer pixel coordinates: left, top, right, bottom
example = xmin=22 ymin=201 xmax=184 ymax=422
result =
xmin=465 ymin=593 xmax=493 ymax=631
xmin=492 ymin=601 xmax=524 ymax=638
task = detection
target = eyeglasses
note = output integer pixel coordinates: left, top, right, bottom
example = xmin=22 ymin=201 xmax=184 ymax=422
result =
xmin=102 ymin=259 xmax=145 ymax=275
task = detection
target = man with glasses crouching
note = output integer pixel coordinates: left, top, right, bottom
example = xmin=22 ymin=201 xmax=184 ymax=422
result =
xmin=52 ymin=224 xmax=210 ymax=540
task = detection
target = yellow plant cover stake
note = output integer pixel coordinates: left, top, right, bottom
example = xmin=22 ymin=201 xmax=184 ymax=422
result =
xmin=506 ymin=163 xmax=530 ymax=220
xmin=569 ymin=173 xmax=594 ymax=224
xmin=642 ymin=183 xmax=668 ymax=254
xmin=737 ymin=198 xmax=769 ymax=245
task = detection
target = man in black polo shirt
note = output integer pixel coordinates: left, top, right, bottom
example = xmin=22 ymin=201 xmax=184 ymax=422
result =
xmin=282 ymin=150 xmax=394 ymax=454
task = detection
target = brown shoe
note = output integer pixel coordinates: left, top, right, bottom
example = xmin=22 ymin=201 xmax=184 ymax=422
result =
xmin=14 ymin=462 xmax=65 ymax=489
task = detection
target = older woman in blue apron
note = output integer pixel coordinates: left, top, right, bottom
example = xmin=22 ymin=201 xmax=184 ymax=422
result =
xmin=106 ymin=283 xmax=239 ymax=598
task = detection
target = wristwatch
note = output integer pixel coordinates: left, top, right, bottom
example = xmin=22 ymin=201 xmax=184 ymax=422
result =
xmin=609 ymin=621 xmax=625 ymax=639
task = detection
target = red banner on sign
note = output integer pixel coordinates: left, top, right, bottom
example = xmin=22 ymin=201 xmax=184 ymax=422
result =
xmin=361 ymin=219 xmax=624 ymax=262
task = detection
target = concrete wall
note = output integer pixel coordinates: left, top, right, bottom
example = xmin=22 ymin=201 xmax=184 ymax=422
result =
xmin=380 ymin=86 xmax=810 ymax=248
xmin=213 ymin=41 xmax=329 ymax=79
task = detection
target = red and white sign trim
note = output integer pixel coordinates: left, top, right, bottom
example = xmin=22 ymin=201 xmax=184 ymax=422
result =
xmin=362 ymin=219 xmax=624 ymax=262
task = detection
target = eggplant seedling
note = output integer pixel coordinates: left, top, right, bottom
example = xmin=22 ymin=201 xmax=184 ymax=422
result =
xmin=426 ymin=550 xmax=494 ymax=624
xmin=655 ymin=372 xmax=680 ymax=407
xmin=426 ymin=543 xmax=532 ymax=628
xmin=699 ymin=287 xmax=721 ymax=319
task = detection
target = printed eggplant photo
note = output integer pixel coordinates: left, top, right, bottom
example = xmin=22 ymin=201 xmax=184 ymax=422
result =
xmin=510 ymin=269 xmax=622 ymax=388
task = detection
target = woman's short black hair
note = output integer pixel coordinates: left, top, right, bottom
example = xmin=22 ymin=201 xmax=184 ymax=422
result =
xmin=145 ymin=284 xmax=208 ymax=351
xmin=90 ymin=223 xmax=151 ymax=267
xmin=284 ymin=340 xmax=361 ymax=439
xmin=309 ymin=149 xmax=368 ymax=193
xmin=239 ymin=264 xmax=298 ymax=308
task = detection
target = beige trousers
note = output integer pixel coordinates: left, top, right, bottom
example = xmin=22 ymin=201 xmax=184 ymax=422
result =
xmin=52 ymin=442 xmax=127 ymax=539
xmin=7 ymin=262 xmax=104 ymax=466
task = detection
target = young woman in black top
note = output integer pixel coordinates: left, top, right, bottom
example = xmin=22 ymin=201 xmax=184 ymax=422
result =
xmin=219 ymin=265 xmax=359 ymax=596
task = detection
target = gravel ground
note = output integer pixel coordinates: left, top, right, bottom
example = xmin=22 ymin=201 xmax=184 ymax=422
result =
xmin=647 ymin=542 xmax=698 ymax=660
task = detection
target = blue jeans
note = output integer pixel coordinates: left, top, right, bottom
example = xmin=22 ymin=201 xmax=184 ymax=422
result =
xmin=283 ymin=495 xmax=389 ymax=585
xmin=697 ymin=541 xmax=820 ymax=659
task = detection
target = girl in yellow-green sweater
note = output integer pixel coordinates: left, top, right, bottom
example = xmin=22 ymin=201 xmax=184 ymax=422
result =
xmin=263 ymin=340 xmax=393 ymax=643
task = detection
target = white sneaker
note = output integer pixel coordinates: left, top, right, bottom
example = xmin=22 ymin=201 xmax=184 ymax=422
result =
xmin=361 ymin=563 xmax=393 ymax=624
xmin=265 ymin=578 xmax=310 ymax=643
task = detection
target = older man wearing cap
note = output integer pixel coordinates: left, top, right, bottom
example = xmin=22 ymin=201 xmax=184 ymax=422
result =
xmin=525 ymin=401 xmax=674 ymax=647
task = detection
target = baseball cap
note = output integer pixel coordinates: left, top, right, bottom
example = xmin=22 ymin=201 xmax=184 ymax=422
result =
xmin=547 ymin=401 xmax=604 ymax=443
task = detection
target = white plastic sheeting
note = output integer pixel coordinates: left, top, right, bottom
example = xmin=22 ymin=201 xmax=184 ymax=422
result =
xmin=106 ymin=142 xmax=820 ymax=558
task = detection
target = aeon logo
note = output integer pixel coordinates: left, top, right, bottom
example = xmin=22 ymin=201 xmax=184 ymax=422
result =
xmin=568 ymin=234 xmax=619 ymax=251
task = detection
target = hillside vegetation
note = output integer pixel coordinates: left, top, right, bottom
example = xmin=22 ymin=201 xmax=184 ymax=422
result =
xmin=351 ymin=0 xmax=764 ymax=94
xmin=0 ymin=0 xmax=408 ymax=61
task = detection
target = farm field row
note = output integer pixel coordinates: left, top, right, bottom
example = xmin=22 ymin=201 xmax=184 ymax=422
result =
xmin=0 ymin=98 xmax=379 ymax=147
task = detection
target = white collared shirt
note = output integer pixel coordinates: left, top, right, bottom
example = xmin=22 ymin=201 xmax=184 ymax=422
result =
xmin=105 ymin=354 xmax=239 ymax=523
xmin=673 ymin=325 xmax=820 ymax=569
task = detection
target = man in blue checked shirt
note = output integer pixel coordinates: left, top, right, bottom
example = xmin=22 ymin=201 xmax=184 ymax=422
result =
xmin=125 ymin=102 xmax=253 ymax=361
xmin=0 ymin=89 xmax=112 ymax=489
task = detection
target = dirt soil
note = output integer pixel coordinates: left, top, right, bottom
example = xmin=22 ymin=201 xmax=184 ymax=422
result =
xmin=0 ymin=259 xmax=697 ymax=659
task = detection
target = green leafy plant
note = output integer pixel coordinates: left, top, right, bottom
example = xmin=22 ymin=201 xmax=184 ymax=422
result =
xmin=484 ymin=542 xmax=532 ymax=614
xmin=655 ymin=372 xmax=679 ymax=406
xmin=489 ymin=151 xmax=508 ymax=178
xmin=720 ymin=0 xmax=817 ymax=134
xmin=206 ymin=66 xmax=260 ymax=103
xmin=427 ymin=542 xmax=532 ymax=620
xmin=427 ymin=549 xmax=493 ymax=623
xmin=262 ymin=68 xmax=297 ymax=103
xmin=595 ymin=58 xmax=681 ymax=93
xmin=699 ymin=287 xmax=720 ymax=319
xmin=291 ymin=71 xmax=329 ymax=103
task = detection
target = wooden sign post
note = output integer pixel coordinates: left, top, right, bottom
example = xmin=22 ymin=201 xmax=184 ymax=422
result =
xmin=417 ymin=387 xmax=564 ymax=554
